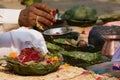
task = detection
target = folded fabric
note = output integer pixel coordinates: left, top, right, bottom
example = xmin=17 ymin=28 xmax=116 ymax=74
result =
xmin=112 ymin=43 xmax=120 ymax=61
xmin=0 ymin=27 xmax=48 ymax=58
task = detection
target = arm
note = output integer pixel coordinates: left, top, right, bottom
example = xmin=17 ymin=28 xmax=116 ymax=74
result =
xmin=0 ymin=3 xmax=56 ymax=30
xmin=0 ymin=9 xmax=21 ymax=24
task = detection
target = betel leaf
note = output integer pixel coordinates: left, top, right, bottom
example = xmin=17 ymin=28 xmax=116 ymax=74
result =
xmin=61 ymin=5 xmax=98 ymax=26
xmin=46 ymin=41 xmax=64 ymax=52
xmin=61 ymin=6 xmax=78 ymax=20
xmin=53 ymin=38 xmax=77 ymax=46
xmin=62 ymin=5 xmax=98 ymax=21
xmin=59 ymin=51 xmax=103 ymax=68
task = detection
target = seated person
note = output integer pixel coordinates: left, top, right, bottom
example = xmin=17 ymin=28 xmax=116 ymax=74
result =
xmin=88 ymin=21 xmax=120 ymax=57
xmin=0 ymin=2 xmax=56 ymax=57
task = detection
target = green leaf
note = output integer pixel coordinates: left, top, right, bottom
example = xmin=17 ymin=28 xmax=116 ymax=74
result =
xmin=62 ymin=6 xmax=98 ymax=21
xmin=3 ymin=53 xmax=63 ymax=75
xmin=59 ymin=51 xmax=103 ymax=68
xmin=22 ymin=0 xmax=42 ymax=6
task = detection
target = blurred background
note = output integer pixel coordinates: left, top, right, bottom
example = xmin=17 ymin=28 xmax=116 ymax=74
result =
xmin=0 ymin=0 xmax=120 ymax=15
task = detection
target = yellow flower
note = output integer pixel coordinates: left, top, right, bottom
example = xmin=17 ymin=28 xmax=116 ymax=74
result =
xmin=9 ymin=52 xmax=17 ymax=58
xmin=51 ymin=56 xmax=58 ymax=61
xmin=64 ymin=63 xmax=70 ymax=67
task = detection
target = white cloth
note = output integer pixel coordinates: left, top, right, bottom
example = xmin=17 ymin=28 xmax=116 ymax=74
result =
xmin=0 ymin=9 xmax=21 ymax=24
xmin=0 ymin=27 xmax=48 ymax=58
xmin=112 ymin=44 xmax=120 ymax=61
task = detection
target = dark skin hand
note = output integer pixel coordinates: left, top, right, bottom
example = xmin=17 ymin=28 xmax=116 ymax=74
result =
xmin=19 ymin=3 xmax=56 ymax=29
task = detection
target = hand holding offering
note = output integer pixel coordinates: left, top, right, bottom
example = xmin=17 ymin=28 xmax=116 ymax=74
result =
xmin=19 ymin=2 xmax=56 ymax=30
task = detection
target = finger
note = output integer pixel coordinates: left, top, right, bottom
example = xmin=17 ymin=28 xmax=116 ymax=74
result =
xmin=30 ymin=6 xmax=55 ymax=22
xmin=19 ymin=9 xmax=28 ymax=26
xmin=37 ymin=16 xmax=53 ymax=26
xmin=27 ymin=12 xmax=52 ymax=28
xmin=28 ymin=20 xmax=36 ymax=27
xmin=32 ymin=3 xmax=51 ymax=13
xmin=27 ymin=13 xmax=36 ymax=27
xmin=28 ymin=12 xmax=36 ymax=20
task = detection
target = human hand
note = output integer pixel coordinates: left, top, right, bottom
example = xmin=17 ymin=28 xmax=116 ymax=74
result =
xmin=18 ymin=3 xmax=56 ymax=30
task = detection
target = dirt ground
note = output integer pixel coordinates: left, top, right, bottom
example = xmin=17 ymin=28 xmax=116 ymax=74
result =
xmin=0 ymin=0 xmax=120 ymax=16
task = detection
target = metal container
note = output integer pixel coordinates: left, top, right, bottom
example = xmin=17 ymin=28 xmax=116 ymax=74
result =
xmin=43 ymin=27 xmax=73 ymax=36
xmin=102 ymin=35 xmax=120 ymax=58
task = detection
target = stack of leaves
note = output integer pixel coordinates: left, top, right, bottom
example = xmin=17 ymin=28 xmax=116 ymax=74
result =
xmin=61 ymin=6 xmax=98 ymax=26
xmin=59 ymin=51 xmax=109 ymax=68
xmin=3 ymin=48 xmax=63 ymax=75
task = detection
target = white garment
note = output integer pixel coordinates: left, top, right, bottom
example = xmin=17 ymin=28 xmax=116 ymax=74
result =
xmin=0 ymin=27 xmax=48 ymax=58
xmin=0 ymin=9 xmax=21 ymax=24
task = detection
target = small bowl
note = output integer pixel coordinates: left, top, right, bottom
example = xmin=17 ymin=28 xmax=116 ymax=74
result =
xmin=43 ymin=27 xmax=73 ymax=36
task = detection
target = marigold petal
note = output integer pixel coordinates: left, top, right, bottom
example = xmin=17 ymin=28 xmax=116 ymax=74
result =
xmin=51 ymin=56 xmax=58 ymax=61
xmin=9 ymin=52 xmax=17 ymax=58
xmin=64 ymin=63 xmax=70 ymax=67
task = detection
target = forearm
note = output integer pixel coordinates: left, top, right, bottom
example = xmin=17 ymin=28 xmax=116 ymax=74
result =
xmin=0 ymin=9 xmax=21 ymax=24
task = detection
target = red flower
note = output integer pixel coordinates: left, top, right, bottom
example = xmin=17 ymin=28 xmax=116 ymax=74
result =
xmin=44 ymin=59 xmax=53 ymax=64
xmin=17 ymin=48 xmax=42 ymax=63
xmin=96 ymin=77 xmax=102 ymax=80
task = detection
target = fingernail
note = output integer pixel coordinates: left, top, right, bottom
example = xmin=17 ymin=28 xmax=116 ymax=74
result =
xmin=50 ymin=11 xmax=53 ymax=15
xmin=53 ymin=19 xmax=56 ymax=23
xmin=50 ymin=22 xmax=53 ymax=25
xmin=50 ymin=10 xmax=53 ymax=15
xmin=50 ymin=9 xmax=56 ymax=16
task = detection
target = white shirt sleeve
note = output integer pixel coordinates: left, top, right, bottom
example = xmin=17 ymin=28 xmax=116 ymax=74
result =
xmin=0 ymin=27 xmax=48 ymax=58
xmin=0 ymin=8 xmax=21 ymax=24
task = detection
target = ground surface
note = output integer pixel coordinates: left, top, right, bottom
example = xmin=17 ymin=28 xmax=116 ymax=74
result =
xmin=0 ymin=0 xmax=120 ymax=16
